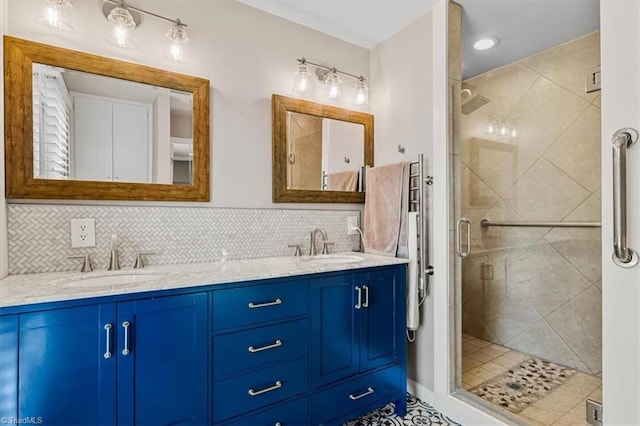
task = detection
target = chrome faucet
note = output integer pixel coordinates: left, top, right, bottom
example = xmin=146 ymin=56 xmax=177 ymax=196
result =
xmin=309 ymin=228 xmax=328 ymax=256
xmin=108 ymin=233 xmax=120 ymax=271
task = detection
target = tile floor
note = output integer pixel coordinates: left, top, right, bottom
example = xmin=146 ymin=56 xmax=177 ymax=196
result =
xmin=461 ymin=333 xmax=602 ymax=425
xmin=345 ymin=393 xmax=461 ymax=426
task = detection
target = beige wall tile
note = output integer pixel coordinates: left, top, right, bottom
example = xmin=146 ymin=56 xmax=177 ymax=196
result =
xmin=504 ymin=158 xmax=590 ymax=222
xmin=542 ymin=31 xmax=600 ymax=102
xmin=544 ymin=105 xmax=601 ymax=192
xmin=506 ymin=320 xmax=589 ymax=373
xmin=521 ymin=45 xmax=562 ymax=74
xmin=509 ymin=77 xmax=589 ymax=156
xmin=547 ymin=287 xmax=602 ymax=375
xmin=467 ymin=64 xmax=539 ymax=112
xmin=509 ymin=241 xmax=591 ymax=316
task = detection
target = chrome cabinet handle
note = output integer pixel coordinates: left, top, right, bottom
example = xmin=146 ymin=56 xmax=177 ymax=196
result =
xmin=248 ymin=340 xmax=282 ymax=353
xmin=121 ymin=321 xmax=130 ymax=356
xmin=362 ymin=285 xmax=369 ymax=308
xmin=349 ymin=387 xmax=375 ymax=400
xmin=354 ymin=286 xmax=362 ymax=309
xmin=104 ymin=323 xmax=112 ymax=359
xmin=456 ymin=218 xmax=471 ymax=258
xmin=612 ymin=128 xmax=639 ymax=268
xmin=248 ymin=298 xmax=282 ymax=309
xmin=248 ymin=380 xmax=282 ymax=396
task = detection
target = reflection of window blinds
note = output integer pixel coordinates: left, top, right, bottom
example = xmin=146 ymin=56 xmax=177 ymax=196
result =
xmin=32 ymin=67 xmax=71 ymax=179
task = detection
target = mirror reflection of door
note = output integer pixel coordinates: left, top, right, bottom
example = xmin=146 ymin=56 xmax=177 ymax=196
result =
xmin=286 ymin=111 xmax=364 ymax=192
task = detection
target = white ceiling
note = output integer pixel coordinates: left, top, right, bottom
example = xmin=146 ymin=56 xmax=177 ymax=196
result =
xmin=238 ymin=0 xmax=600 ymax=80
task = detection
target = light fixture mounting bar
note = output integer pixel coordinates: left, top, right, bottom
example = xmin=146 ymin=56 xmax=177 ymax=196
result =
xmin=103 ymin=0 xmax=187 ymax=26
xmin=298 ymin=58 xmax=365 ymax=81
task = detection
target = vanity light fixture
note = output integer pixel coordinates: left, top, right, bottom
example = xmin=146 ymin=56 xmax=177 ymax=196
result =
xmin=473 ymin=37 xmax=499 ymax=51
xmin=487 ymin=116 xmax=517 ymax=138
xmin=36 ymin=0 xmax=74 ymax=34
xmin=103 ymin=0 xmax=190 ymax=62
xmin=293 ymin=58 xmax=369 ymax=106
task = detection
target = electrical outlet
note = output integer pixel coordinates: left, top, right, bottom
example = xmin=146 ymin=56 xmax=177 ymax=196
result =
xmin=347 ymin=216 xmax=359 ymax=235
xmin=70 ymin=218 xmax=96 ymax=248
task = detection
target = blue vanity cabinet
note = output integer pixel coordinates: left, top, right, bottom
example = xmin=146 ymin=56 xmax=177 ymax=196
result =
xmin=0 ymin=292 xmax=207 ymax=426
xmin=310 ymin=266 xmax=407 ymax=424
xmin=14 ymin=305 xmax=117 ymax=425
xmin=117 ymin=292 xmax=208 ymax=425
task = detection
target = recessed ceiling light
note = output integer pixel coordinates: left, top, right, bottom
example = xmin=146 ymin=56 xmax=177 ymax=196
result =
xmin=473 ymin=37 xmax=499 ymax=51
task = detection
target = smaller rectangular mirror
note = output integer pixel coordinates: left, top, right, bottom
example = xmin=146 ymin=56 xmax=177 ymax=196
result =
xmin=273 ymin=95 xmax=373 ymax=203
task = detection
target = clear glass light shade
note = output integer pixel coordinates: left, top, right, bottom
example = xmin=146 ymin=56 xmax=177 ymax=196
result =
xmin=292 ymin=64 xmax=311 ymax=94
xmin=352 ymin=79 xmax=369 ymax=106
xmin=164 ymin=23 xmax=189 ymax=62
xmin=323 ymin=71 xmax=342 ymax=100
xmin=106 ymin=6 xmax=137 ymax=49
xmin=36 ymin=0 xmax=74 ymax=34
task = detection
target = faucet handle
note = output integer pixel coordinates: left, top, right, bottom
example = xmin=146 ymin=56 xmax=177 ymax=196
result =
xmin=69 ymin=254 xmax=93 ymax=272
xmin=322 ymin=242 xmax=335 ymax=255
xmin=134 ymin=251 xmax=155 ymax=269
xmin=287 ymin=244 xmax=302 ymax=257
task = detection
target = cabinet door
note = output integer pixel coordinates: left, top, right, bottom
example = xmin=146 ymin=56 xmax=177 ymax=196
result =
xmin=0 ymin=315 xmax=18 ymax=419
xmin=311 ymin=274 xmax=360 ymax=388
xmin=117 ymin=293 xmax=207 ymax=426
xmin=73 ymin=96 xmax=113 ymax=181
xmin=112 ymin=102 xmax=150 ymax=183
xmin=360 ymin=267 xmax=406 ymax=371
xmin=18 ymin=305 xmax=116 ymax=425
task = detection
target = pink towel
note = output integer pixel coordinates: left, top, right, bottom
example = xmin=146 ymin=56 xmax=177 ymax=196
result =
xmin=364 ymin=162 xmax=409 ymax=257
xmin=327 ymin=171 xmax=359 ymax=191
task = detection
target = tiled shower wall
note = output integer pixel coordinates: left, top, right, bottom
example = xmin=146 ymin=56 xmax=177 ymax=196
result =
xmin=459 ymin=32 xmax=602 ymax=375
xmin=7 ymin=205 xmax=360 ymax=274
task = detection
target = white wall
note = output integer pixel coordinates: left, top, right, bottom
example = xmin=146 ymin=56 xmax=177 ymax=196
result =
xmin=370 ymin=10 xmax=435 ymax=391
xmin=0 ymin=0 xmax=8 ymax=279
xmin=322 ymin=119 xmax=364 ymax=174
xmin=5 ymin=0 xmax=369 ymax=209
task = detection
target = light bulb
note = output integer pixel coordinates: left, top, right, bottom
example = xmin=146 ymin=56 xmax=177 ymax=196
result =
xmin=164 ymin=22 xmax=189 ymax=62
xmin=500 ymin=125 xmax=507 ymax=136
xmin=352 ymin=79 xmax=369 ymax=106
xmin=292 ymin=63 xmax=310 ymax=94
xmin=488 ymin=125 xmax=495 ymax=134
xmin=106 ymin=6 xmax=136 ymax=49
xmin=511 ymin=128 xmax=517 ymax=138
xmin=323 ymin=71 xmax=342 ymax=100
xmin=36 ymin=0 xmax=74 ymax=34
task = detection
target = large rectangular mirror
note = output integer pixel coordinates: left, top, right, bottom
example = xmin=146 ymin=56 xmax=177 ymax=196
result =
xmin=272 ymin=94 xmax=373 ymax=203
xmin=4 ymin=36 xmax=210 ymax=201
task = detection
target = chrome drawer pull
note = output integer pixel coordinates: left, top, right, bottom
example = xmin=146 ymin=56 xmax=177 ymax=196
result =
xmin=121 ymin=321 xmax=130 ymax=356
xmin=362 ymin=285 xmax=369 ymax=308
xmin=349 ymin=387 xmax=375 ymax=400
xmin=248 ymin=339 xmax=283 ymax=353
xmin=104 ymin=323 xmax=112 ymax=359
xmin=248 ymin=380 xmax=282 ymax=396
xmin=355 ymin=286 xmax=362 ymax=309
xmin=248 ymin=298 xmax=282 ymax=309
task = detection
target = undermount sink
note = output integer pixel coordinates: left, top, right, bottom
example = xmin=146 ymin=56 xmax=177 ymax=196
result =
xmin=61 ymin=273 xmax=165 ymax=287
xmin=298 ymin=254 xmax=363 ymax=265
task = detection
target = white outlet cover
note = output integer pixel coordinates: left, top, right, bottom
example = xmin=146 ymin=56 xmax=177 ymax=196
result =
xmin=70 ymin=218 xmax=96 ymax=248
xmin=347 ymin=216 xmax=359 ymax=235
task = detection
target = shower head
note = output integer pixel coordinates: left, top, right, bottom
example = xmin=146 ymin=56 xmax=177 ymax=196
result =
xmin=461 ymin=84 xmax=491 ymax=115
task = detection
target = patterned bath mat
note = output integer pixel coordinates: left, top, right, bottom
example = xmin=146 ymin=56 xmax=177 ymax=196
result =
xmin=469 ymin=357 xmax=577 ymax=413
xmin=344 ymin=393 xmax=461 ymax=426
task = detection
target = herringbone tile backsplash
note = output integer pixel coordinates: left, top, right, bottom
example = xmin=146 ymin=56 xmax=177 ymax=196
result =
xmin=7 ymin=205 xmax=361 ymax=274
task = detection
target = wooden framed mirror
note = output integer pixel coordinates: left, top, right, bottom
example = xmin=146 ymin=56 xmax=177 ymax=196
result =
xmin=272 ymin=94 xmax=373 ymax=203
xmin=4 ymin=36 xmax=210 ymax=201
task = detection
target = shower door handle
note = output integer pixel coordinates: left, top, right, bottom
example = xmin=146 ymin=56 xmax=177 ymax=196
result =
xmin=456 ymin=218 xmax=471 ymax=258
xmin=612 ymin=128 xmax=639 ymax=268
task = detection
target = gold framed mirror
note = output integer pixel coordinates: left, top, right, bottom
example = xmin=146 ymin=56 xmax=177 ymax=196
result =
xmin=272 ymin=94 xmax=373 ymax=203
xmin=4 ymin=36 xmax=210 ymax=201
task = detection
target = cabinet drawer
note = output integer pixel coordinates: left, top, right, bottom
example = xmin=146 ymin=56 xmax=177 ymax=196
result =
xmin=220 ymin=396 xmax=308 ymax=426
xmin=213 ymin=357 xmax=309 ymax=422
xmin=213 ymin=281 xmax=308 ymax=330
xmin=311 ymin=364 xmax=402 ymax=424
xmin=214 ymin=319 xmax=308 ymax=378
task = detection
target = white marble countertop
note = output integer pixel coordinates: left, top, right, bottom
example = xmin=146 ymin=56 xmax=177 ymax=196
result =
xmin=0 ymin=253 xmax=408 ymax=309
